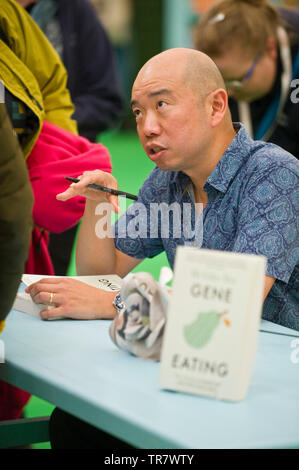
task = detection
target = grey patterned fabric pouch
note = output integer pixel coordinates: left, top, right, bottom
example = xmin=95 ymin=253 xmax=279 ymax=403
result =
xmin=109 ymin=269 xmax=172 ymax=361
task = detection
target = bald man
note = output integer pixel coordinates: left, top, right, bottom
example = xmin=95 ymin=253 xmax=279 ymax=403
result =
xmin=41 ymin=47 xmax=298 ymax=448
xmin=27 ymin=47 xmax=298 ymax=330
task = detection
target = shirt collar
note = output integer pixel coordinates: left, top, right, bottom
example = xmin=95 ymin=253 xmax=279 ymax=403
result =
xmin=205 ymin=123 xmax=253 ymax=194
xmin=170 ymin=123 xmax=253 ymax=195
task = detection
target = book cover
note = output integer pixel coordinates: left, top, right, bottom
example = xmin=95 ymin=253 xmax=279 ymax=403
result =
xmin=159 ymin=247 xmax=266 ymax=401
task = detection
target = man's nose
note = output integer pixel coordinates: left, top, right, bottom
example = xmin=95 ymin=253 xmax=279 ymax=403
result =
xmin=143 ymin=111 xmax=161 ymax=136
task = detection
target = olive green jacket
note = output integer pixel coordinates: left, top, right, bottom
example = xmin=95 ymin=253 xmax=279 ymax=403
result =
xmin=0 ymin=103 xmax=33 ymax=328
xmin=0 ymin=0 xmax=78 ymax=159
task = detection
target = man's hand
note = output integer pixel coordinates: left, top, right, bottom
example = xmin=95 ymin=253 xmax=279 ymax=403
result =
xmin=25 ymin=277 xmax=117 ymax=320
xmin=57 ymin=170 xmax=120 ymax=214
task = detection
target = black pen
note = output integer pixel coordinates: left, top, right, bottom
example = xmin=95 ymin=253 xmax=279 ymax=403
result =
xmin=65 ymin=176 xmax=138 ymax=201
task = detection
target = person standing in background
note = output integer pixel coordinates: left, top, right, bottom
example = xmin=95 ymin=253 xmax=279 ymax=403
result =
xmin=16 ymin=0 xmax=124 ymax=142
xmin=15 ymin=0 xmax=124 ymax=276
xmin=0 ymin=0 xmax=112 ymax=424
xmin=0 ymin=0 xmax=77 ymax=424
xmin=193 ymin=0 xmax=299 ymax=159
xmin=89 ymin=0 xmax=134 ymax=104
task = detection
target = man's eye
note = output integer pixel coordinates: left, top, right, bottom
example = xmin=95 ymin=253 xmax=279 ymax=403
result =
xmin=133 ymin=109 xmax=141 ymax=118
xmin=157 ymin=101 xmax=166 ymax=108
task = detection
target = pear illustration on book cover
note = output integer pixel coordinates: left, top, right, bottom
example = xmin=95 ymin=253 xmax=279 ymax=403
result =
xmin=183 ymin=311 xmax=230 ymax=349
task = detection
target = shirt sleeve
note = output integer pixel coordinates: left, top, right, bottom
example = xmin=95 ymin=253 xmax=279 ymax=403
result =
xmin=114 ymin=170 xmax=165 ymax=259
xmin=232 ymin=165 xmax=299 ymax=283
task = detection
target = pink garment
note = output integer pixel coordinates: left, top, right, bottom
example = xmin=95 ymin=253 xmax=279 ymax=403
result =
xmin=28 ymin=120 xmax=112 ymax=234
xmin=0 ymin=121 xmax=112 ymax=421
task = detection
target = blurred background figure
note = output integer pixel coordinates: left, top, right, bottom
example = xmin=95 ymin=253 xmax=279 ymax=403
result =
xmin=0 ymin=103 xmax=33 ymax=333
xmin=190 ymin=0 xmax=299 ymax=14
xmin=89 ymin=0 xmax=133 ymax=108
xmin=0 ymin=0 xmax=112 ymax=424
xmin=276 ymin=0 xmax=299 ymax=9
xmin=190 ymin=0 xmax=218 ymax=13
xmin=193 ymin=0 xmax=299 ymax=159
xmin=0 ymin=0 xmax=77 ymax=424
xmin=15 ymin=0 xmax=124 ymax=276
xmin=16 ymin=0 xmax=124 ymax=142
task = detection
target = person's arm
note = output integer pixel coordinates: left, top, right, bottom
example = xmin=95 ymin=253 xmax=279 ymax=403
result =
xmin=76 ymin=196 xmax=118 ymax=276
xmin=25 ymin=169 xmax=141 ymax=320
xmin=263 ymin=275 xmax=275 ymax=302
xmin=25 ymin=168 xmax=146 ymax=321
xmin=56 ymin=169 xmax=141 ymax=277
xmin=26 ymin=167 xmax=167 ymax=321
xmin=0 ymin=103 xmax=33 ymax=324
xmin=76 ymin=200 xmax=141 ymax=277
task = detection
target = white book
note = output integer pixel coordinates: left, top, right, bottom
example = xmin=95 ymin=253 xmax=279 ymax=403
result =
xmin=159 ymin=247 xmax=266 ymax=402
xmin=13 ymin=274 xmax=123 ymax=320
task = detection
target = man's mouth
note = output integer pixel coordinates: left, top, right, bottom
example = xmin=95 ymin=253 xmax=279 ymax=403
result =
xmin=147 ymin=145 xmax=167 ymax=157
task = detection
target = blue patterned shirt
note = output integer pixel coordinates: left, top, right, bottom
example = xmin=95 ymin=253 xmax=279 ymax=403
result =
xmin=114 ymin=125 xmax=299 ymax=331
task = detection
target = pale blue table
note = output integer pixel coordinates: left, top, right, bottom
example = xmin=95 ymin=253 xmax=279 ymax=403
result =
xmin=0 ymin=292 xmax=298 ymax=449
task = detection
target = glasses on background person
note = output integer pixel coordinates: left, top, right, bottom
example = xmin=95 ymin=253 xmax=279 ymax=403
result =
xmin=224 ymin=52 xmax=262 ymax=90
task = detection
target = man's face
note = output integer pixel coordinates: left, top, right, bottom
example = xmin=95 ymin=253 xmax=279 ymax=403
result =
xmin=131 ymin=66 xmax=210 ymax=174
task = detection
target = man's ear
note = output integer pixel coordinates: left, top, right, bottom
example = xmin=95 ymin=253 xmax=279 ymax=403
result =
xmin=206 ymin=88 xmax=228 ymax=127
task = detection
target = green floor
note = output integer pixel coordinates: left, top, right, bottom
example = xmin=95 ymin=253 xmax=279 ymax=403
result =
xmin=24 ymin=129 xmax=168 ymax=448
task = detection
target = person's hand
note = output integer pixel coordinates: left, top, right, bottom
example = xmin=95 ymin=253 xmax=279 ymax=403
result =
xmin=57 ymin=170 xmax=120 ymax=213
xmin=25 ymin=277 xmax=118 ymax=320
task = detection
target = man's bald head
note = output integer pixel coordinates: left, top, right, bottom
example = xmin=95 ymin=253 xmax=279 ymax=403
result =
xmin=134 ymin=48 xmax=226 ymax=104
xmin=131 ymin=47 xmax=235 ymax=177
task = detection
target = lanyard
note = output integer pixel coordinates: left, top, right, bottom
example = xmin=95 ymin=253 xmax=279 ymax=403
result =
xmin=237 ymin=27 xmax=293 ymax=141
